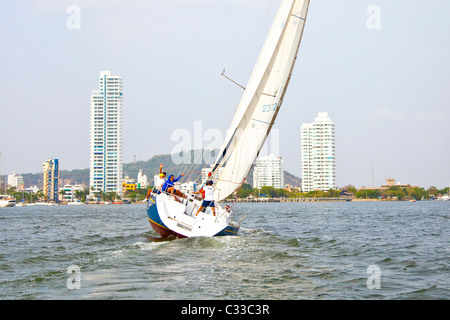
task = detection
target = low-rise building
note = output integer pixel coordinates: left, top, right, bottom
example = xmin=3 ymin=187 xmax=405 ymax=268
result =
xmin=59 ymin=184 xmax=84 ymax=202
xmin=7 ymin=172 xmax=24 ymax=189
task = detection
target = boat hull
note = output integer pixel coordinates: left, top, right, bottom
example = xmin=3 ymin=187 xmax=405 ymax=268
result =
xmin=147 ymin=199 xmax=186 ymax=239
xmin=0 ymin=200 xmax=16 ymax=208
xmin=146 ymin=194 xmax=240 ymax=238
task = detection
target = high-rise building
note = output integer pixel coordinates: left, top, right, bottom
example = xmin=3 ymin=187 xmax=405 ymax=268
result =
xmin=90 ymin=71 xmax=123 ymax=196
xmin=301 ymin=112 xmax=336 ymax=192
xmin=43 ymin=159 xmax=59 ymax=202
xmin=253 ymin=154 xmax=284 ymax=189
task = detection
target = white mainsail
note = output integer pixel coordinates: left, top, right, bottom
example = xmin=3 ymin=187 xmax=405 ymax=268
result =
xmin=211 ymin=0 xmax=310 ymax=201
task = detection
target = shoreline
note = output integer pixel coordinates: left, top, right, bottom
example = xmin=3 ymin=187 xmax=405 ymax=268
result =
xmin=225 ymin=198 xmax=429 ymax=203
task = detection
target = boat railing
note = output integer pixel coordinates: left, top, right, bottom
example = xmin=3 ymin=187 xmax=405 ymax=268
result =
xmin=226 ymin=208 xmax=247 ymax=230
xmin=149 ymin=188 xmax=205 ymax=216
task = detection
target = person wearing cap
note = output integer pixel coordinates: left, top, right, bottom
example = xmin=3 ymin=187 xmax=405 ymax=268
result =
xmin=146 ymin=163 xmax=166 ymax=199
xmin=156 ymin=163 xmax=167 ymax=190
xmin=194 ymin=180 xmax=216 ymax=216
xmin=156 ymin=172 xmax=167 ymax=190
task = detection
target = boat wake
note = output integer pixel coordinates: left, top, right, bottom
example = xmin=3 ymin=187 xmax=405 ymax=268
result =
xmin=239 ymin=226 xmax=273 ymax=237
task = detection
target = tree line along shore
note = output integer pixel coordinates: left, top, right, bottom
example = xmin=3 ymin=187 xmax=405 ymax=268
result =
xmin=4 ymin=183 xmax=448 ymax=204
xmin=2 ymin=152 xmax=448 ymax=203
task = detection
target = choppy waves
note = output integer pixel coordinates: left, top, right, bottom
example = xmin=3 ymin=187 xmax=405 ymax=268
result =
xmin=0 ymin=201 xmax=449 ymax=299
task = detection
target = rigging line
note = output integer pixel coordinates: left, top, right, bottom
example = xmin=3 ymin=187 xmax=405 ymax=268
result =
xmin=221 ymin=69 xmax=245 ymax=90
xmin=231 ymin=178 xmax=248 ymax=208
xmin=181 ymin=145 xmax=211 ymax=186
xmin=262 ymin=91 xmax=277 ymax=97
xmin=202 ymin=2 xmax=278 ymax=154
xmin=222 ymin=69 xmax=278 ymax=98
xmin=209 ymin=2 xmax=279 ymax=178
xmin=211 ymin=127 xmax=239 ymax=174
xmin=176 ymin=149 xmax=193 ymax=179
xmin=183 ymin=82 xmax=226 ymax=177
xmin=251 ymin=117 xmax=272 ymax=125
xmin=176 ymin=68 xmax=232 ymax=178
xmin=182 ymin=75 xmax=244 ymax=180
xmin=229 ymin=0 xmax=278 ymax=82
xmin=181 ymin=114 xmax=223 ymax=182
xmin=177 ymin=105 xmax=220 ymax=178
xmin=291 ymin=14 xmax=305 ymax=21
xmin=180 ymin=96 xmax=230 ymax=183
xmin=215 ymin=177 xmax=246 ymax=185
xmin=188 ymin=1 xmax=279 ymax=187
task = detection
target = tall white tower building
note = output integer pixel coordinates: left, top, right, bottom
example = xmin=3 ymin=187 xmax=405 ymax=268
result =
xmin=90 ymin=71 xmax=123 ymax=196
xmin=253 ymin=154 xmax=284 ymax=189
xmin=301 ymin=112 xmax=335 ymax=192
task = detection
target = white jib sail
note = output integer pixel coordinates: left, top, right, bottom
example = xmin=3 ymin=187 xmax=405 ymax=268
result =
xmin=212 ymin=0 xmax=310 ymax=201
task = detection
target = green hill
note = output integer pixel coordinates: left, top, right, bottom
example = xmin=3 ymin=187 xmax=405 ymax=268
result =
xmin=123 ymin=150 xmax=217 ymax=184
xmin=17 ymin=150 xmax=301 ymax=189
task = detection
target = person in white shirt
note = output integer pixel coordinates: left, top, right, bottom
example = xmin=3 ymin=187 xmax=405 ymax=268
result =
xmin=155 ymin=173 xmax=167 ymax=190
xmin=194 ymin=180 xmax=216 ymax=216
xmin=146 ymin=163 xmax=166 ymax=199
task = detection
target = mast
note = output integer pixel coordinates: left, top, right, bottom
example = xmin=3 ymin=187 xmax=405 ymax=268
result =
xmin=212 ymin=0 xmax=310 ymax=201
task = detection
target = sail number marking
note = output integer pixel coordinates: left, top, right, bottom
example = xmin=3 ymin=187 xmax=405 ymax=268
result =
xmin=262 ymin=103 xmax=277 ymax=113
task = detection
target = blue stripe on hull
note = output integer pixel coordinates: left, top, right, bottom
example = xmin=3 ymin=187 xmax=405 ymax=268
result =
xmin=215 ymin=226 xmax=239 ymax=236
xmin=146 ymin=200 xmax=166 ymax=228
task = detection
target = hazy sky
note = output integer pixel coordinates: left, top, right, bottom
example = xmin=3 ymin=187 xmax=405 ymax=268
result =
xmin=1 ymin=0 xmax=449 ymax=189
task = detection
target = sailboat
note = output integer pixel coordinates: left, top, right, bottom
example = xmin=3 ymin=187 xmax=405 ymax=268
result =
xmin=146 ymin=0 xmax=310 ymax=238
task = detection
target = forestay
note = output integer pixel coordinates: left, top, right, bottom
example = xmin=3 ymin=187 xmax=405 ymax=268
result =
xmin=211 ymin=0 xmax=310 ymax=201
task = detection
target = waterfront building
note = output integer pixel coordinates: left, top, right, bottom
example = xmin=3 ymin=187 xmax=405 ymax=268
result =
xmin=89 ymin=71 xmax=123 ymax=196
xmin=253 ymin=154 xmax=284 ymax=189
xmin=7 ymin=172 xmax=24 ymax=190
xmin=43 ymin=159 xmax=59 ymax=202
xmin=137 ymin=170 xmax=149 ymax=188
xmin=177 ymin=181 xmax=198 ymax=194
xmin=122 ymin=182 xmax=138 ymax=193
xmin=24 ymin=186 xmax=39 ymax=194
xmin=59 ymin=184 xmax=84 ymax=202
xmin=380 ymin=178 xmax=411 ymax=189
xmin=201 ymin=165 xmax=224 ymax=185
xmin=122 ymin=175 xmax=137 ymax=194
xmin=301 ymin=112 xmax=336 ymax=192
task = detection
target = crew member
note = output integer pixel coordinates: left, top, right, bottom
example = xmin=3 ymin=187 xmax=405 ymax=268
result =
xmin=194 ymin=180 xmax=216 ymax=216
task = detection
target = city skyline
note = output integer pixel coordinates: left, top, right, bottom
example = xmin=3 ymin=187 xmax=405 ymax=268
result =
xmin=1 ymin=1 xmax=449 ymax=189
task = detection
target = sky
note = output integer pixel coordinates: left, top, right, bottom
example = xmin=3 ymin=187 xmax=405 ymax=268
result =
xmin=0 ymin=0 xmax=449 ymax=189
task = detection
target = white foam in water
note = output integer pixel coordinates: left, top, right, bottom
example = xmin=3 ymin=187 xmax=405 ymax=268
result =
xmin=94 ymin=241 xmax=164 ymax=264
xmin=132 ymin=241 xmax=164 ymax=251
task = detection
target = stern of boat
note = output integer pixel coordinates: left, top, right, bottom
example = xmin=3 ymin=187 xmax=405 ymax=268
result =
xmin=146 ymin=191 xmax=246 ymax=238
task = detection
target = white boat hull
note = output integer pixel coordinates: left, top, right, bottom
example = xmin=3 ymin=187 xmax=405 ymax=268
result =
xmin=146 ymin=192 xmax=244 ymax=238
xmin=0 ymin=199 xmax=16 ymax=208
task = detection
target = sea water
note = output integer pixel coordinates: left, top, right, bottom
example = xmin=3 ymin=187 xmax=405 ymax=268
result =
xmin=0 ymin=201 xmax=448 ymax=299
